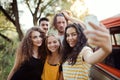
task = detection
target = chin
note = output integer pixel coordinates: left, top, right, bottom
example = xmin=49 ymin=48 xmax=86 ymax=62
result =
xmin=69 ymin=44 xmax=76 ymax=47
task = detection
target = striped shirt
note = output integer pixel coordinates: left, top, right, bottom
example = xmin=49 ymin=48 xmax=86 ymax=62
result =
xmin=62 ymin=46 xmax=92 ymax=80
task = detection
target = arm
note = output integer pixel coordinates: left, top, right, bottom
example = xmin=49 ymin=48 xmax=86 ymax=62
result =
xmin=62 ymin=11 xmax=86 ymax=29
xmin=83 ymin=22 xmax=112 ymax=64
xmin=59 ymin=72 xmax=64 ymax=80
xmin=7 ymin=65 xmax=16 ymax=80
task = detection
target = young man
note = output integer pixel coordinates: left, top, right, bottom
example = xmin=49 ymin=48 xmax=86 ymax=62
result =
xmin=52 ymin=11 xmax=84 ymax=42
xmin=39 ymin=17 xmax=49 ymax=35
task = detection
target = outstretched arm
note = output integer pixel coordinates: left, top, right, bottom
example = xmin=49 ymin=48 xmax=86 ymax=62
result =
xmin=83 ymin=22 xmax=112 ymax=64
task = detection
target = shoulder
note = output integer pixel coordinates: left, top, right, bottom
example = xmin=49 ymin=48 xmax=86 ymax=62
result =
xmin=80 ymin=46 xmax=93 ymax=55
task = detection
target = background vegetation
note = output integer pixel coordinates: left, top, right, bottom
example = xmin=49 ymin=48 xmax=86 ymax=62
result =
xmin=0 ymin=0 xmax=120 ymax=80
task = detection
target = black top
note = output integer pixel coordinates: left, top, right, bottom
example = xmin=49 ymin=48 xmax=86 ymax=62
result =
xmin=11 ymin=57 xmax=44 ymax=80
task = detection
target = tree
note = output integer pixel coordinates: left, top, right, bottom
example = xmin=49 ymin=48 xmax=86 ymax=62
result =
xmin=0 ymin=0 xmax=23 ymax=41
xmin=25 ymin=0 xmax=59 ymax=26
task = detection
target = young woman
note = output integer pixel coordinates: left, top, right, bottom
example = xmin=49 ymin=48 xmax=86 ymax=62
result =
xmin=7 ymin=27 xmax=46 ymax=80
xmin=62 ymin=23 xmax=112 ymax=80
xmin=41 ymin=35 xmax=63 ymax=80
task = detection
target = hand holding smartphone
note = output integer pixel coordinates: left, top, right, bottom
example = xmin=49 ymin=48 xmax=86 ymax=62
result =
xmin=84 ymin=15 xmax=100 ymax=48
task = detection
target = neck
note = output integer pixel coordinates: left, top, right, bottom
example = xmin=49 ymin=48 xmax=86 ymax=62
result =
xmin=33 ymin=46 xmax=39 ymax=58
xmin=51 ymin=52 xmax=59 ymax=57
xmin=58 ymin=32 xmax=64 ymax=36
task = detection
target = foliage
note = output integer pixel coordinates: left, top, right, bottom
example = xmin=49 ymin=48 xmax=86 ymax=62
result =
xmin=0 ymin=0 xmax=24 ymax=41
xmin=0 ymin=37 xmax=19 ymax=80
xmin=0 ymin=0 xmax=89 ymax=80
xmin=0 ymin=11 xmax=16 ymax=34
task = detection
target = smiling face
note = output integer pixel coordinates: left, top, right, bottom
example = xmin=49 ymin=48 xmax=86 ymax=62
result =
xmin=66 ymin=27 xmax=78 ymax=47
xmin=31 ymin=31 xmax=43 ymax=47
xmin=47 ymin=36 xmax=60 ymax=53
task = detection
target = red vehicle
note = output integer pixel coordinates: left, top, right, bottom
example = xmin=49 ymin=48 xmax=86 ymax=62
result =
xmin=90 ymin=15 xmax=120 ymax=80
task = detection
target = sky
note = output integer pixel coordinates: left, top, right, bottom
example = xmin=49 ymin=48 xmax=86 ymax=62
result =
xmin=84 ymin=0 xmax=120 ymax=20
xmin=19 ymin=0 xmax=120 ymax=30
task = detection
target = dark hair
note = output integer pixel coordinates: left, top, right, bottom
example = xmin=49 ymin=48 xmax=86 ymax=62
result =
xmin=52 ymin=13 xmax=68 ymax=29
xmin=39 ymin=17 xmax=49 ymax=25
xmin=62 ymin=23 xmax=87 ymax=65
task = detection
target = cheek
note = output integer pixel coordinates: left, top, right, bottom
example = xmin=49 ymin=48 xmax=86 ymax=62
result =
xmin=66 ymin=37 xmax=69 ymax=43
xmin=74 ymin=36 xmax=78 ymax=43
xmin=47 ymin=44 xmax=51 ymax=50
xmin=56 ymin=43 xmax=60 ymax=48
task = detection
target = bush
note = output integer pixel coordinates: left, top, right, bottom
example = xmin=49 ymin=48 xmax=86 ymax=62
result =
xmin=0 ymin=38 xmax=19 ymax=80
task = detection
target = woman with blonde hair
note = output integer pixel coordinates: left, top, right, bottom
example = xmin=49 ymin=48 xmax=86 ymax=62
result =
xmin=42 ymin=34 xmax=63 ymax=80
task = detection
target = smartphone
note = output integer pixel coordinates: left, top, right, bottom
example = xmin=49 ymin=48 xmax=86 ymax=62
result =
xmin=84 ymin=15 xmax=100 ymax=30
xmin=84 ymin=15 xmax=100 ymax=48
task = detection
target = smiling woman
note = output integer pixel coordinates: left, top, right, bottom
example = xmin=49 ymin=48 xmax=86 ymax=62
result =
xmin=61 ymin=23 xmax=112 ymax=80
xmin=42 ymin=34 xmax=63 ymax=80
xmin=7 ymin=27 xmax=46 ymax=80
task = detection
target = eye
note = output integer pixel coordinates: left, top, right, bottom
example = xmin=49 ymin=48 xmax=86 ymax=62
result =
xmin=48 ymin=42 xmax=51 ymax=45
xmin=46 ymin=24 xmax=48 ymax=26
xmin=72 ymin=33 xmax=77 ymax=36
xmin=66 ymin=33 xmax=70 ymax=37
xmin=42 ymin=24 xmax=45 ymax=26
xmin=53 ymin=40 xmax=57 ymax=43
xmin=33 ymin=36 xmax=37 ymax=39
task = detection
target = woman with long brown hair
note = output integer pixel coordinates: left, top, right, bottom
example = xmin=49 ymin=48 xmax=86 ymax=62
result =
xmin=7 ymin=27 xmax=46 ymax=80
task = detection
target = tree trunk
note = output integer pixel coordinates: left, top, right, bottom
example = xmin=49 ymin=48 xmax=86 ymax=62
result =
xmin=13 ymin=0 xmax=23 ymax=41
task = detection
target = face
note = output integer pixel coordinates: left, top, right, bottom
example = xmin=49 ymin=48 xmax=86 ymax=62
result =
xmin=47 ymin=36 xmax=60 ymax=53
xmin=39 ymin=21 xmax=49 ymax=34
xmin=56 ymin=16 xmax=67 ymax=33
xmin=31 ymin=31 xmax=43 ymax=47
xmin=66 ymin=27 xmax=78 ymax=47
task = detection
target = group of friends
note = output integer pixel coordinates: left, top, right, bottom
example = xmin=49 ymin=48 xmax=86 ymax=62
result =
xmin=7 ymin=11 xmax=112 ymax=80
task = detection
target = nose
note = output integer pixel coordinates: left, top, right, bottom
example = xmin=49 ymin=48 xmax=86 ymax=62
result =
xmin=38 ymin=37 xmax=42 ymax=41
xmin=68 ymin=35 xmax=73 ymax=40
xmin=44 ymin=25 xmax=48 ymax=30
xmin=60 ymin=23 xmax=64 ymax=27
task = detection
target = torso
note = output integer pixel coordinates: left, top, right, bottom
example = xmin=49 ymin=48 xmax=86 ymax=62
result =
xmin=62 ymin=46 xmax=92 ymax=80
xmin=11 ymin=57 xmax=44 ymax=80
xmin=42 ymin=56 xmax=62 ymax=80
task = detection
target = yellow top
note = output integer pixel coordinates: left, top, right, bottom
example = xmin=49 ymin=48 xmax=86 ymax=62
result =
xmin=41 ymin=57 xmax=61 ymax=80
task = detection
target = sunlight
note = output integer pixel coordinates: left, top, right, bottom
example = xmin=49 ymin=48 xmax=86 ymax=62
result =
xmin=70 ymin=0 xmax=120 ymax=20
xmin=70 ymin=0 xmax=87 ymax=17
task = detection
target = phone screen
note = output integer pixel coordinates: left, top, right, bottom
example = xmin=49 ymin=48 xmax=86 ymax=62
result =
xmin=84 ymin=15 xmax=100 ymax=48
xmin=84 ymin=15 xmax=100 ymax=30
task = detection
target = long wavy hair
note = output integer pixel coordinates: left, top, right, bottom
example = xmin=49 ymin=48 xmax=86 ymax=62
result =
xmin=62 ymin=23 xmax=87 ymax=65
xmin=45 ymin=34 xmax=62 ymax=58
xmin=13 ymin=27 xmax=46 ymax=71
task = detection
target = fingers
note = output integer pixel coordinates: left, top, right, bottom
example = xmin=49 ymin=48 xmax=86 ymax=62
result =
xmin=88 ymin=22 xmax=109 ymax=33
xmin=83 ymin=23 xmax=112 ymax=53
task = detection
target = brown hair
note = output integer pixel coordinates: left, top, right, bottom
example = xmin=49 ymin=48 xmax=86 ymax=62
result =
xmin=13 ymin=27 xmax=46 ymax=71
xmin=52 ymin=13 xmax=68 ymax=29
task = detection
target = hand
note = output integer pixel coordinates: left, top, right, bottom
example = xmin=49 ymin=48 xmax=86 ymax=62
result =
xmin=61 ymin=10 xmax=72 ymax=20
xmin=84 ymin=22 xmax=112 ymax=54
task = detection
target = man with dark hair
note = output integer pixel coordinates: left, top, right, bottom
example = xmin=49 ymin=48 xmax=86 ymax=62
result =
xmin=39 ymin=17 xmax=49 ymax=35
